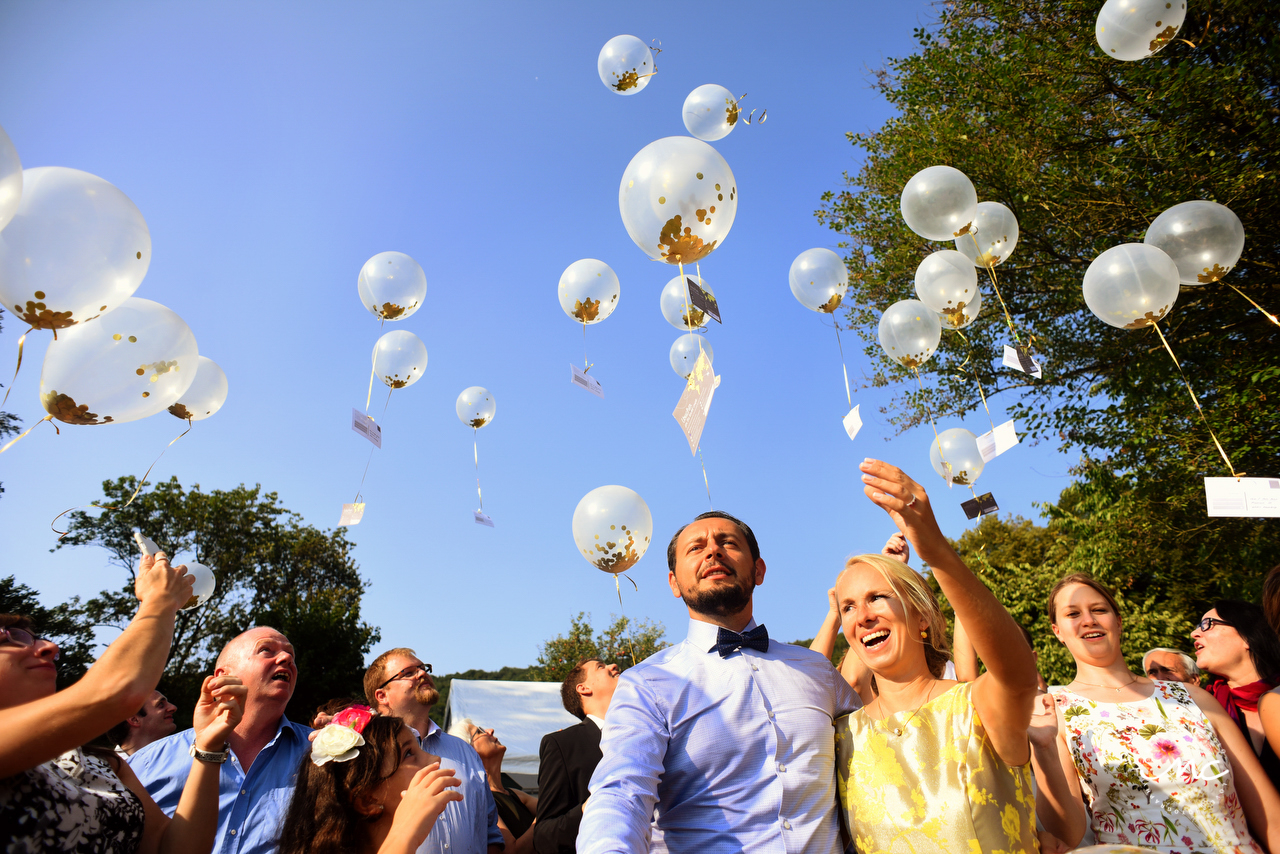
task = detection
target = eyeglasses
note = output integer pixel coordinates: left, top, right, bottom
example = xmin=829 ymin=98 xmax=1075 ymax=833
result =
xmin=376 ymin=662 xmax=432 ymax=692
xmin=470 ymin=728 xmax=491 ymax=744
xmin=1195 ymin=617 xmax=1233 ymax=633
xmin=0 ymin=627 xmax=60 ymax=661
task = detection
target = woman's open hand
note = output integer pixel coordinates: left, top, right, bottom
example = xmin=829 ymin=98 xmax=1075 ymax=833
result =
xmin=391 ymin=763 xmax=464 ymax=846
xmin=859 ymin=459 xmax=953 ymax=568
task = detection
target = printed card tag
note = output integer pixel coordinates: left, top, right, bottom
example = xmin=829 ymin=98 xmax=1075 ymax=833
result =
xmin=960 ymin=492 xmax=999 ymax=520
xmin=977 ymin=420 xmax=1020 ymax=463
xmin=1204 ymin=477 xmax=1280 ymax=518
xmin=1002 ymin=345 xmax=1043 ymax=379
xmin=842 ymin=405 xmax=862 ymax=441
xmin=570 ymin=364 xmax=604 ymax=398
xmin=687 ymin=278 xmax=722 ymax=324
xmin=339 ymin=503 xmax=365 ymax=526
xmin=351 ymin=408 xmax=382 ymax=449
xmin=474 ymin=510 xmax=495 ymax=527
xmin=672 ymin=350 xmax=718 ymax=455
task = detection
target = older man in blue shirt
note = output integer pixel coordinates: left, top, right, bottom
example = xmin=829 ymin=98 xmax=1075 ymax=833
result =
xmin=365 ymin=647 xmax=504 ymax=854
xmin=129 ymin=627 xmax=312 ymax=854
xmin=578 ymin=510 xmax=860 ymax=854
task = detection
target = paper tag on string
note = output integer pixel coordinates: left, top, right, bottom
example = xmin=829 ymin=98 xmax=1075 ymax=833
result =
xmin=570 ymin=364 xmax=604 ymax=398
xmin=473 ymin=510 xmax=495 ymax=527
xmin=339 ymin=503 xmax=365 ymax=526
xmin=351 ymin=409 xmax=382 ymax=449
xmin=1204 ymin=477 xmax=1280 ymax=517
xmin=842 ymin=405 xmax=862 ymax=441
xmin=1002 ymin=345 xmax=1043 ymax=379
xmin=960 ymin=492 xmax=999 ymax=520
xmin=672 ymin=350 xmax=718 ymax=455
xmin=687 ymin=278 xmax=721 ymax=324
xmin=977 ymin=420 xmax=1019 ymax=463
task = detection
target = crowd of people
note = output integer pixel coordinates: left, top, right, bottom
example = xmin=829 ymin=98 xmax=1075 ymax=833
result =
xmin=3 ymin=458 xmax=1280 ymax=854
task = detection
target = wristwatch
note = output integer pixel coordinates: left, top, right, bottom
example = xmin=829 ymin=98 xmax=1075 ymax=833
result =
xmin=189 ymin=742 xmax=231 ymax=764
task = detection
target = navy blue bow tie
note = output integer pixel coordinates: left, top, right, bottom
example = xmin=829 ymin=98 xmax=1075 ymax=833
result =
xmin=712 ymin=624 xmax=769 ymax=658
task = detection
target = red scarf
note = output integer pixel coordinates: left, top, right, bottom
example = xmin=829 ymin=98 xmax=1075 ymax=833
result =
xmin=1209 ymin=675 xmax=1280 ymax=725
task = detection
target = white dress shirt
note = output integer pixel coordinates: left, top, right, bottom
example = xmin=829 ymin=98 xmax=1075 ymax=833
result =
xmin=578 ymin=616 xmax=860 ymax=854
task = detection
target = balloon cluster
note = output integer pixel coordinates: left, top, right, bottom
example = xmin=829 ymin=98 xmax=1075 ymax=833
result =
xmin=359 ymin=251 xmax=429 ymax=394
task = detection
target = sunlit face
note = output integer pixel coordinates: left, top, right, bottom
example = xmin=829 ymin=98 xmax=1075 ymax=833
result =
xmin=1145 ymin=650 xmax=1194 ymax=683
xmin=836 ymin=562 xmax=928 ymax=678
xmin=0 ymin=627 xmax=60 ymax=708
xmin=370 ymin=729 xmax=434 ymax=818
xmin=579 ymin=660 xmax=620 ymax=708
xmin=468 ymin=724 xmax=505 ymax=762
xmin=219 ymin=628 xmax=297 ymax=707
xmin=135 ymin=690 xmax=178 ymax=742
xmin=375 ymin=654 xmax=439 ymax=716
xmin=1050 ymin=583 xmax=1122 ymax=665
xmin=1191 ymin=608 xmax=1248 ymax=676
xmin=668 ymin=518 xmax=764 ymax=620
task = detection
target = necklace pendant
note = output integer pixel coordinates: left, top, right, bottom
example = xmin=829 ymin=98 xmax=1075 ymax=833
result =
xmin=892 ymin=728 xmax=902 ymax=736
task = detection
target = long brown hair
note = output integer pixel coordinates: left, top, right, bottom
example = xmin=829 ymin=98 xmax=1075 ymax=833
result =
xmin=277 ymin=715 xmax=408 ymax=854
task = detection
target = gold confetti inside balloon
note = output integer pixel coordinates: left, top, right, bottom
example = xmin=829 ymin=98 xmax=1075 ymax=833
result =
xmin=1096 ymin=0 xmax=1186 ymax=61
xmin=660 ymin=273 xmax=716 ymax=331
xmin=1083 ymin=244 xmax=1180 ymax=329
xmin=558 ymin=259 xmax=620 ymax=325
xmin=928 ymin=427 xmax=985 ymax=486
xmin=900 ymin=165 xmax=978 ymax=242
xmin=597 ymin=35 xmax=655 ymax=95
xmin=670 ymin=333 xmax=713 ymax=379
xmin=619 ymin=137 xmax=738 ymax=266
xmin=357 ymin=251 xmax=427 ymax=321
xmin=168 ymin=356 xmax=228 ymax=422
xmin=914 ymin=250 xmax=980 ymax=329
xmin=179 ymin=561 xmax=217 ymax=611
xmin=682 ymin=84 xmax=739 ymax=142
xmin=39 ymin=298 xmax=197 ymax=426
xmin=1144 ymin=200 xmax=1245 ymax=285
xmin=372 ymin=330 xmax=427 ymax=389
xmin=789 ymin=248 xmax=849 ymax=314
xmin=572 ymin=485 xmax=654 ymax=574
xmin=0 ymin=167 xmax=150 ymax=332
xmin=953 ymin=201 xmax=1020 ymax=267
xmin=877 ymin=299 xmax=942 ymax=368
xmin=456 ymin=386 xmax=495 ymax=429
xmin=0 ymin=123 xmax=21 ymax=231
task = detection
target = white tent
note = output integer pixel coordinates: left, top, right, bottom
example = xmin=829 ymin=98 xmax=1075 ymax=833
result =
xmin=444 ymin=680 xmax=580 ymax=777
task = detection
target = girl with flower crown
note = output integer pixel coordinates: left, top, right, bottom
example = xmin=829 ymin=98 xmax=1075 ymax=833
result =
xmin=277 ymin=705 xmax=463 ymax=854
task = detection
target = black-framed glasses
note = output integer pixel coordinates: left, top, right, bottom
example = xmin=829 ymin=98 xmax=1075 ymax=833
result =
xmin=470 ymin=727 xmax=492 ymax=744
xmin=0 ymin=627 xmax=60 ymax=661
xmin=376 ymin=662 xmax=432 ymax=692
xmin=1195 ymin=617 xmax=1233 ymax=633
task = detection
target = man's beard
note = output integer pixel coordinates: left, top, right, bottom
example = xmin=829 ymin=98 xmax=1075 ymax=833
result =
xmin=414 ymin=681 xmax=440 ymax=709
xmin=681 ymin=574 xmax=755 ymax=619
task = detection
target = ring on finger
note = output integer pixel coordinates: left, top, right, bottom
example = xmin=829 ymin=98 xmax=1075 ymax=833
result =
xmin=905 ymin=494 xmax=918 ymax=508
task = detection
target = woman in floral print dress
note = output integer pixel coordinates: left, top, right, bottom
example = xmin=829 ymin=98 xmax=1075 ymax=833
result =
xmin=1031 ymin=573 xmax=1280 ymax=853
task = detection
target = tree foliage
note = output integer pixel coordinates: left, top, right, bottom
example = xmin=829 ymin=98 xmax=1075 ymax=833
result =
xmin=534 ymin=612 xmax=669 ymax=683
xmin=55 ymin=476 xmax=380 ymax=726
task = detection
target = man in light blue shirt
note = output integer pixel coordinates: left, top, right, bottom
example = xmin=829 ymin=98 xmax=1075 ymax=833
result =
xmin=365 ymin=647 xmax=504 ymax=854
xmin=578 ymin=511 xmax=860 ymax=854
xmin=129 ymin=626 xmax=312 ymax=854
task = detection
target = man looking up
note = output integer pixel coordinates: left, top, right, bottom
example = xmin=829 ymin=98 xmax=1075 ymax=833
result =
xmin=1143 ymin=647 xmax=1202 ymax=684
xmin=108 ymin=689 xmax=178 ymax=757
xmin=578 ymin=511 xmax=860 ymax=854
xmin=130 ymin=627 xmax=312 ymax=854
xmin=534 ymin=658 xmax=619 ymax=854
xmin=365 ymin=647 xmax=504 ymax=854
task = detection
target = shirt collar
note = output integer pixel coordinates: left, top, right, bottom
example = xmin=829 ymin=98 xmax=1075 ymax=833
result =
xmin=585 ymin=713 xmax=606 ymax=730
xmin=411 ymin=719 xmax=442 ymax=741
xmin=686 ymin=616 xmax=758 ymax=653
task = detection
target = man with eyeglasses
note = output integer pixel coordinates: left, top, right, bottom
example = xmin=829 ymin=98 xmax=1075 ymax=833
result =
xmin=365 ymin=647 xmax=503 ymax=854
xmin=1142 ymin=647 xmax=1202 ymax=685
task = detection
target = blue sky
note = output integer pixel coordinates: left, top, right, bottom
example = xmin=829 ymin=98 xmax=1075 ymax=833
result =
xmin=0 ymin=1 xmax=1078 ymax=673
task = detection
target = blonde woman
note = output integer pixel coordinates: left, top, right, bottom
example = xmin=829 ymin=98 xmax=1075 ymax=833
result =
xmin=832 ymin=460 xmax=1044 ymax=854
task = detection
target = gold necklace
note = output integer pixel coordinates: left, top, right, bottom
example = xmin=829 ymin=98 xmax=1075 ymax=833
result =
xmin=1071 ymin=674 xmax=1139 ymax=692
xmin=874 ymin=682 xmax=936 ymax=737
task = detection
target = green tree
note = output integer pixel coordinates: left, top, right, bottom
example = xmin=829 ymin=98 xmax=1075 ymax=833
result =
xmin=0 ymin=576 xmax=96 ymax=687
xmin=535 ymin=612 xmax=668 ymax=683
xmin=56 ymin=475 xmax=380 ymax=727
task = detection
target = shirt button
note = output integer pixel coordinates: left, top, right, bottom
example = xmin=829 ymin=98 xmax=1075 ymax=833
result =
xmin=229 ymin=830 xmax=236 ymax=836
xmin=777 ymin=762 xmax=786 ymax=772
xmin=241 ymin=789 xmax=247 ymax=795
xmin=782 ymin=819 xmax=791 ymax=830
xmin=750 ymin=663 xmax=759 ymax=671
xmin=767 ymin=709 xmax=775 ymax=719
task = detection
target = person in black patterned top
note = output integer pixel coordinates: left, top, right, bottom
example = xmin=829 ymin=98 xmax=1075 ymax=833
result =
xmin=1 ymin=550 xmax=245 ymax=853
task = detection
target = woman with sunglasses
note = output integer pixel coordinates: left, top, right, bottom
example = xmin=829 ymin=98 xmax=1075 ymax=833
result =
xmin=1 ymin=551 xmax=246 ymax=853
xmin=1035 ymin=574 xmax=1280 ymax=852
xmin=1193 ymin=601 xmax=1280 ymax=791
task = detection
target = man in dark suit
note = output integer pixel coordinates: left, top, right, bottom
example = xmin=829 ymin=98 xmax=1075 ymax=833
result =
xmin=534 ymin=657 xmax=619 ymax=854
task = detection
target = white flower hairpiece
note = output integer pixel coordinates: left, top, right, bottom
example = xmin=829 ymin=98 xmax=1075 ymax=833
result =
xmin=311 ymin=723 xmax=366 ymax=766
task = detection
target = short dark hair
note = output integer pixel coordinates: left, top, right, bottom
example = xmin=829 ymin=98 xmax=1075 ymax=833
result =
xmin=666 ymin=511 xmax=760 ymax=573
xmin=107 ymin=702 xmax=148 ymax=747
xmin=1211 ymin=600 xmax=1280 ymax=679
xmin=560 ymin=658 xmax=599 ymax=720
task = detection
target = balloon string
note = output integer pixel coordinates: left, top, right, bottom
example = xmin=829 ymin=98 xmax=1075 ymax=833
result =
xmin=953 ymin=330 xmax=997 ymax=432
xmin=968 ymin=232 xmax=1024 ymax=348
xmin=354 ymin=445 xmax=375 ymax=504
xmin=474 ymin=429 xmax=483 ymax=511
xmin=365 ymin=365 xmax=376 ymax=414
xmin=51 ymin=419 xmax=194 ymax=539
xmin=911 ymin=366 xmax=953 ymax=485
xmin=0 ymin=413 xmax=56 ymax=455
xmin=833 ymin=322 xmax=853 ymax=411
xmin=697 ymin=445 xmax=713 ymax=510
xmin=582 ymin=320 xmax=590 ymax=372
xmin=1 ymin=327 xmax=32 ymax=407
xmin=1225 ymin=283 xmax=1280 ymax=328
xmin=1150 ymin=322 xmax=1243 ymax=479
xmin=614 ymin=573 xmax=639 ymax=669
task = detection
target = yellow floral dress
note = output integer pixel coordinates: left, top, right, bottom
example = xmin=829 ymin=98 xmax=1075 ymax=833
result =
xmin=835 ymin=681 xmax=1039 ymax=854
xmin=1050 ymin=680 xmax=1263 ymax=853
